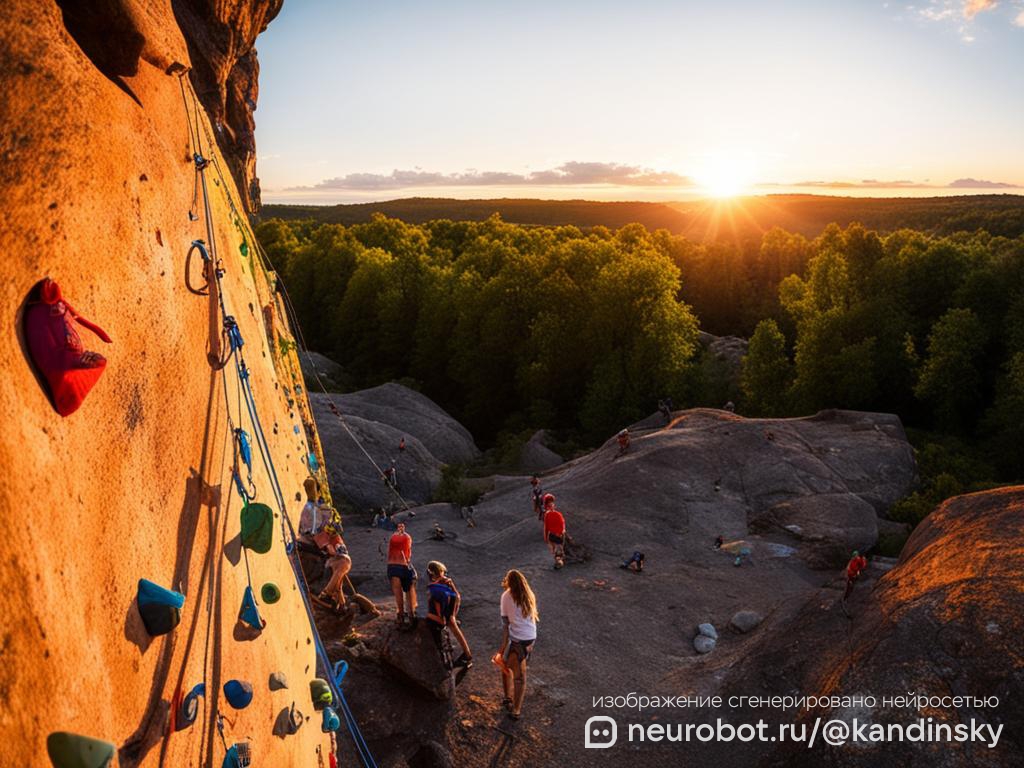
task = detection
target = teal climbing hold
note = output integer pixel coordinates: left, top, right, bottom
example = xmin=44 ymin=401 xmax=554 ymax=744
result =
xmin=46 ymin=732 xmax=115 ymax=768
xmin=321 ymin=706 xmax=341 ymax=733
xmin=239 ymin=586 xmax=265 ymax=630
xmin=261 ymin=582 xmax=281 ymax=604
xmin=136 ymin=579 xmax=185 ymax=636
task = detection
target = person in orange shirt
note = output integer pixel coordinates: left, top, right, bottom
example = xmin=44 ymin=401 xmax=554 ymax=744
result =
xmin=843 ymin=550 xmax=868 ymax=600
xmin=387 ymin=522 xmax=418 ymax=628
xmin=542 ymin=493 xmax=566 ymax=569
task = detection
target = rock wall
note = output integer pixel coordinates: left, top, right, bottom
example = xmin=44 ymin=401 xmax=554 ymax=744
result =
xmin=0 ymin=2 xmax=332 ymax=766
xmin=713 ymin=486 xmax=1024 ymax=768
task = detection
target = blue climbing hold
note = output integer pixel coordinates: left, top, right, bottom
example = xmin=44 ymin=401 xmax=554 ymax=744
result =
xmin=238 ymin=586 xmax=265 ymax=630
xmin=321 ymin=706 xmax=341 ymax=733
xmin=307 ymin=452 xmax=319 ymax=472
xmin=46 ymin=732 xmax=115 ymax=768
xmin=224 ymin=679 xmax=253 ymax=710
xmin=293 ymin=425 xmax=300 ymax=435
xmin=178 ymin=683 xmax=206 ymax=729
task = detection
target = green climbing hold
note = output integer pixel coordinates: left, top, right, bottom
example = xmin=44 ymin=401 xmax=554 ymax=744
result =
xmin=240 ymin=502 xmax=274 ymax=554
xmin=261 ymin=582 xmax=281 ymax=604
xmin=310 ymin=678 xmax=332 ymax=711
xmin=46 ymin=732 xmax=115 ymax=768
xmin=239 ymin=241 xmax=249 ymax=258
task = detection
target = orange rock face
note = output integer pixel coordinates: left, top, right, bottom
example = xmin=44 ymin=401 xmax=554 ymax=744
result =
xmin=0 ymin=2 xmax=334 ymax=766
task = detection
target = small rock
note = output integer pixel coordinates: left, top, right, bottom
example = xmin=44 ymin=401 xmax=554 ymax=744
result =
xmin=694 ymin=635 xmax=716 ymax=654
xmin=269 ymin=671 xmax=288 ymax=690
xmin=697 ymin=623 xmax=718 ymax=640
xmin=730 ymin=611 xmax=764 ymax=634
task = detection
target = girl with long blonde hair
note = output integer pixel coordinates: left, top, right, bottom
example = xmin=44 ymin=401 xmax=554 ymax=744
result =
xmin=497 ymin=569 xmax=538 ymax=719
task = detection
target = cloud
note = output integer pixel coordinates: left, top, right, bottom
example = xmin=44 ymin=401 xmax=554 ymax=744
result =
xmin=962 ymin=0 xmax=997 ymax=18
xmin=793 ymin=179 xmax=932 ymax=189
xmin=947 ymin=177 xmax=1018 ymax=188
xmin=787 ymin=178 xmax=1019 ymax=189
xmin=1014 ymin=8 xmax=1024 ymax=25
xmin=294 ymin=162 xmax=695 ymax=191
xmin=916 ymin=0 xmax=1002 ymax=37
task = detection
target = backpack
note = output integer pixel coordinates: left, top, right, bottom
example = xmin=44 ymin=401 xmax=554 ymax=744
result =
xmin=240 ymin=502 xmax=274 ymax=554
xmin=428 ymin=581 xmax=458 ymax=621
xmin=24 ymin=278 xmax=112 ymax=416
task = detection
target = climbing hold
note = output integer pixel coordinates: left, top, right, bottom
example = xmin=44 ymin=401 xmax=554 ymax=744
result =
xmin=309 ymin=678 xmax=332 ymax=711
xmin=269 ymin=671 xmax=288 ymax=691
xmin=293 ymin=425 xmax=300 ymax=435
xmin=261 ymin=583 xmax=281 ymax=604
xmin=136 ymin=579 xmax=185 ymax=637
xmin=321 ymin=706 xmax=341 ymax=733
xmin=46 ymin=732 xmax=115 ymax=768
xmin=240 ymin=502 xmax=274 ymax=554
xmin=178 ymin=683 xmax=206 ymax=729
xmin=238 ymin=586 xmax=266 ymax=631
xmin=223 ymin=679 xmax=253 ymax=710
xmin=221 ymin=742 xmax=252 ymax=768
xmin=24 ymin=278 xmax=112 ymax=417
xmin=307 ymin=452 xmax=319 ymax=472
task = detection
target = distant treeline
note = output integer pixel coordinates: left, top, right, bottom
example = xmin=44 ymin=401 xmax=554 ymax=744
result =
xmin=261 ymin=194 xmax=1024 ymax=242
xmin=256 ymin=215 xmax=1024 ymax=491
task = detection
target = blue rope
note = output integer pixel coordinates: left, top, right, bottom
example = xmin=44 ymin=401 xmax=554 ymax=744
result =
xmin=214 ymin=275 xmax=378 ymax=768
xmin=183 ymin=89 xmax=378 ymax=764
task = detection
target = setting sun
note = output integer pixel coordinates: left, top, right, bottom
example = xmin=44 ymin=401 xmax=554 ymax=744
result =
xmin=695 ymin=156 xmax=752 ymax=198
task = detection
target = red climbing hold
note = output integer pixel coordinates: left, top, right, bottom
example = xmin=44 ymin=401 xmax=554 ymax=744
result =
xmin=24 ymin=278 xmax=112 ymax=416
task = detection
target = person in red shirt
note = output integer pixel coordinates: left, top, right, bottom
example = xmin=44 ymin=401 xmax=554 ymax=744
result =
xmin=542 ymin=493 xmax=566 ymax=569
xmin=616 ymin=428 xmax=630 ymax=456
xmin=843 ymin=550 xmax=868 ymax=600
xmin=387 ymin=522 xmax=418 ymax=628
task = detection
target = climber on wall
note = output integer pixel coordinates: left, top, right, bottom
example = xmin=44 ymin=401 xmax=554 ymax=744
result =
xmin=314 ymin=516 xmax=352 ymax=613
xmin=298 ymin=475 xmax=329 ymax=554
xmin=425 ymin=560 xmax=473 ymax=669
xmin=542 ymin=493 xmax=566 ymax=569
xmin=843 ymin=550 xmax=868 ymax=601
xmin=387 ymin=521 xmax=418 ymax=629
xmin=496 ymin=569 xmax=539 ymax=720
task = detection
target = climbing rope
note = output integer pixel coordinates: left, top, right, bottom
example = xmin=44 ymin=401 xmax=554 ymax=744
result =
xmin=179 ymin=85 xmax=378 ymax=767
xmin=182 ymin=79 xmax=412 ymax=512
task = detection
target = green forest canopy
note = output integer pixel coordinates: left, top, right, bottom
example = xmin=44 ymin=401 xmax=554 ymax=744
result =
xmin=256 ymin=214 xmax=1024 ymax=501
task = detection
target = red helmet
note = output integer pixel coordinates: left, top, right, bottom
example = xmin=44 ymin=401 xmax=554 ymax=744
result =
xmin=542 ymin=493 xmax=555 ymax=507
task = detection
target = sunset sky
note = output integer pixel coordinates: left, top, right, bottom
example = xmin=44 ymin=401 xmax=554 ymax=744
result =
xmin=254 ymin=0 xmax=1024 ymax=203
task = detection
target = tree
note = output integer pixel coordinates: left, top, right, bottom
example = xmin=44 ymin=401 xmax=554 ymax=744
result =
xmin=741 ymin=320 xmax=792 ymax=415
xmin=915 ymin=308 xmax=986 ymax=432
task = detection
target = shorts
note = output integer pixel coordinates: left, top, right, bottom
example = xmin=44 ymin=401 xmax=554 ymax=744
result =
xmin=387 ymin=564 xmax=417 ymax=592
xmin=546 ymin=533 xmax=564 ymax=546
xmin=504 ymin=638 xmax=535 ymax=664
